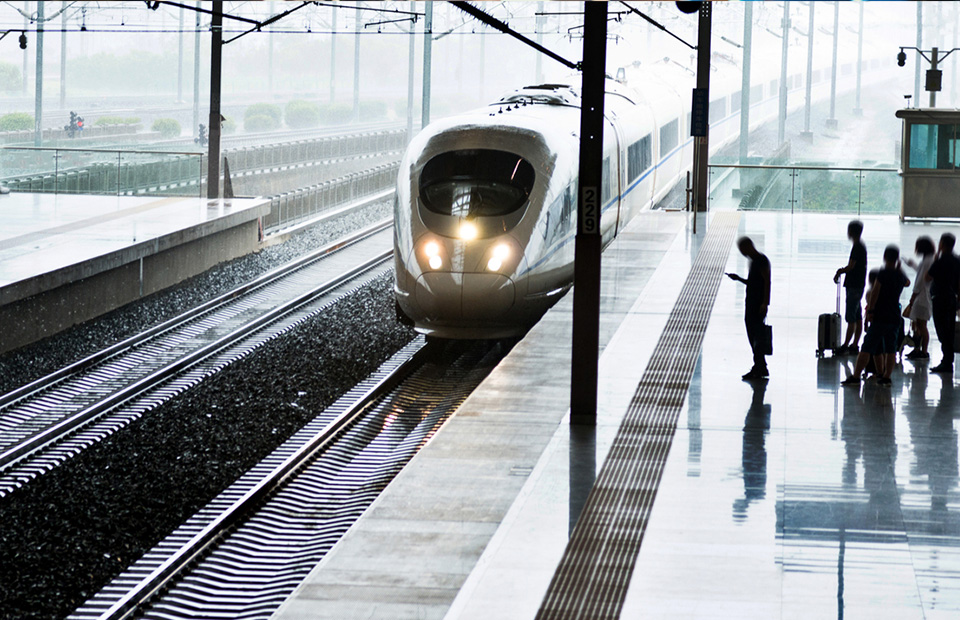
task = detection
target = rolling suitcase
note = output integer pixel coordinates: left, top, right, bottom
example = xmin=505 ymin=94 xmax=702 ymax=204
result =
xmin=817 ymin=282 xmax=842 ymax=357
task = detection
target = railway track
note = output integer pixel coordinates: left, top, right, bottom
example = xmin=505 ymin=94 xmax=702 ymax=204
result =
xmin=0 ymin=219 xmax=394 ymax=497
xmin=69 ymin=336 xmax=508 ymax=620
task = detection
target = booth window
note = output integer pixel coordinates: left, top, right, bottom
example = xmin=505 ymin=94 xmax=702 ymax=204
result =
xmin=909 ymin=123 xmax=960 ymax=170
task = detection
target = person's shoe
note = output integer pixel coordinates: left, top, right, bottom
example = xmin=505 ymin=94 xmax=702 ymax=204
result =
xmin=848 ymin=344 xmax=859 ymax=355
xmin=878 ymin=377 xmax=893 ymax=386
xmin=931 ymin=363 xmax=954 ymax=374
xmin=841 ymin=375 xmax=861 ymax=386
xmin=917 ymin=351 xmax=930 ymax=359
xmin=836 ymin=345 xmax=849 ymax=355
xmin=906 ymin=349 xmax=923 ymax=359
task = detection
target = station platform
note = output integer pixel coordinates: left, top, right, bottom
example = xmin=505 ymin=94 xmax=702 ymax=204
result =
xmin=0 ymin=192 xmax=270 ymax=353
xmin=273 ymin=209 xmax=960 ymax=619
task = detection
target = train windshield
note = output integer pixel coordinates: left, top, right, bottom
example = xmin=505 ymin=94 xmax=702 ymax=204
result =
xmin=420 ymin=149 xmax=535 ymax=218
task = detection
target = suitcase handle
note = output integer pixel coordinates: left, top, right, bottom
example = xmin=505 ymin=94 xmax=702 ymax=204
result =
xmin=836 ymin=280 xmax=842 ymax=316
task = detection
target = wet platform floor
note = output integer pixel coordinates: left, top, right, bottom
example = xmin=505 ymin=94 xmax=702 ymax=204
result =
xmin=274 ymin=211 xmax=960 ymax=620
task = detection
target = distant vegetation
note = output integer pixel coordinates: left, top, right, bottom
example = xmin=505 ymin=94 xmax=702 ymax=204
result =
xmin=0 ymin=61 xmax=21 ymax=92
xmin=151 ymin=118 xmax=181 ymax=138
xmin=244 ymin=103 xmax=282 ymax=132
xmin=94 ymin=116 xmax=141 ymax=126
xmin=284 ymin=100 xmax=320 ymax=129
xmin=0 ymin=112 xmax=33 ymax=131
xmin=317 ymin=103 xmax=352 ymax=125
xmin=222 ymin=117 xmax=237 ymax=134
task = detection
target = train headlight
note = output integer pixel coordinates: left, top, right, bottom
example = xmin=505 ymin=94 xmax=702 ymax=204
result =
xmin=459 ymin=221 xmax=478 ymax=241
xmin=423 ymin=240 xmax=443 ymax=270
xmin=486 ymin=244 xmax=510 ymax=272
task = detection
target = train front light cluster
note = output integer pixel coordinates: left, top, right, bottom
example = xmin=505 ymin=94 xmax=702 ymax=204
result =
xmin=424 ymin=241 xmax=443 ymax=270
xmin=487 ymin=244 xmax=510 ymax=272
xmin=459 ymin=221 xmax=478 ymax=241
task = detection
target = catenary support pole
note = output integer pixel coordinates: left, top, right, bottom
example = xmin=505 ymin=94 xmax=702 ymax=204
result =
xmin=802 ymin=0 xmax=814 ymax=138
xmin=177 ymin=4 xmax=184 ymax=103
xmin=422 ymin=1 xmax=433 ymax=128
xmin=777 ymin=0 xmax=788 ymax=145
xmin=268 ymin=0 xmax=275 ymax=94
xmin=193 ymin=0 xmax=201 ymax=138
xmin=406 ymin=21 xmax=415 ymax=140
xmin=930 ymin=47 xmax=939 ymax=109
xmin=34 ymin=0 xmax=44 ymax=147
xmin=854 ymin=1 xmax=863 ymax=115
xmin=739 ymin=1 xmax=752 ymax=163
xmin=60 ymin=1 xmax=67 ymax=109
xmin=535 ymin=1 xmax=544 ymax=83
xmin=353 ymin=7 xmax=361 ymax=123
xmin=207 ymin=0 xmax=223 ymax=199
xmin=330 ymin=6 xmax=337 ymax=102
xmin=915 ymin=2 xmax=922 ymax=105
xmin=693 ymin=2 xmax=712 ymax=213
xmin=570 ymin=1 xmax=607 ymax=426
xmin=826 ymin=0 xmax=839 ymax=128
xmin=22 ymin=1 xmax=28 ymax=95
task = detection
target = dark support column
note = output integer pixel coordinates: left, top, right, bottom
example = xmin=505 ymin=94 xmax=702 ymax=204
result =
xmin=570 ymin=1 xmax=607 ymax=426
xmin=422 ymin=1 xmax=433 ymax=129
xmin=207 ymin=0 xmax=223 ymax=200
xmin=692 ymin=2 xmax=712 ymax=213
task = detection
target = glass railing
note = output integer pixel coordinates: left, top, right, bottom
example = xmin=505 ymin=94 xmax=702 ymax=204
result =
xmin=0 ymin=147 xmax=205 ymax=197
xmin=707 ymin=164 xmax=901 ymax=215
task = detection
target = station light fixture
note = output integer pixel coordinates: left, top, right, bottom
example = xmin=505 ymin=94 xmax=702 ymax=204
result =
xmin=18 ymin=32 xmax=26 ymax=49
xmin=897 ymin=48 xmax=907 ymax=67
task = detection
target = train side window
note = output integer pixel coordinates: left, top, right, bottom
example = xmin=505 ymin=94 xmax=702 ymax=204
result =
xmin=601 ymin=157 xmax=612 ymax=203
xmin=731 ymin=91 xmax=741 ymax=111
xmin=628 ymin=136 xmax=652 ymax=183
xmin=750 ymin=84 xmax=763 ymax=102
xmin=659 ymin=120 xmax=678 ymax=158
xmin=709 ymin=98 xmax=726 ymax=124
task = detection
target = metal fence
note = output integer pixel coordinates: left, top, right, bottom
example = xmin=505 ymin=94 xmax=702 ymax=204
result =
xmin=708 ymin=164 xmax=901 ymax=216
xmin=0 ymin=147 xmax=205 ymax=197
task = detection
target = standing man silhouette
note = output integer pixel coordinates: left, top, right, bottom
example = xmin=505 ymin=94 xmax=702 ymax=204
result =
xmin=727 ymin=237 xmax=771 ymax=380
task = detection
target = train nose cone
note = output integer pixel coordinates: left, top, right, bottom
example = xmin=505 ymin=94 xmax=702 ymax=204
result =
xmin=415 ymin=272 xmax=516 ymax=320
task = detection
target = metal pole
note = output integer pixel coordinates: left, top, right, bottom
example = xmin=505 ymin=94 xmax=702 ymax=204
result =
xmin=353 ymin=8 xmax=361 ymax=123
xmin=570 ymin=1 xmax=607 ymax=426
xmin=479 ymin=29 xmax=486 ymax=102
xmin=777 ymin=0 xmax=789 ymax=146
xmin=693 ymin=2 xmax=712 ymax=213
xmin=177 ymin=4 xmax=184 ymax=103
xmin=193 ymin=1 xmax=201 ymax=138
xmin=406 ymin=21 xmax=415 ymax=140
xmin=207 ymin=0 xmax=223 ymax=200
xmin=739 ymin=1 xmax=752 ymax=164
xmin=422 ymin=1 xmax=433 ymax=128
xmin=853 ymin=2 xmax=863 ymax=115
xmin=802 ymin=1 xmax=814 ymax=138
xmin=268 ymin=0 xmax=275 ymax=94
xmin=826 ymin=0 xmax=839 ymax=128
xmin=536 ymin=0 xmax=544 ymax=83
xmin=22 ymin=1 xmax=28 ymax=95
xmin=34 ymin=0 xmax=44 ymax=147
xmin=930 ymin=47 xmax=939 ymax=108
xmin=330 ymin=6 xmax=336 ymax=102
xmin=59 ymin=1 xmax=67 ymax=109
xmin=915 ymin=2 xmax=922 ymax=105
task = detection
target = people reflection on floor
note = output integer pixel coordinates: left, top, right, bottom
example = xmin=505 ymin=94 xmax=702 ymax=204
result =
xmin=927 ymin=233 xmax=960 ymax=374
xmin=904 ymin=368 xmax=959 ymax=516
xmin=726 ymin=237 xmax=771 ymax=381
xmin=733 ymin=381 xmax=770 ymax=522
xmin=841 ymin=382 xmax=899 ymax=527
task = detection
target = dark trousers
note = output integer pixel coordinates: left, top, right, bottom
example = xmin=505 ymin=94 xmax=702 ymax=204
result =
xmin=932 ymin=296 xmax=957 ymax=365
xmin=745 ymin=312 xmax=767 ymax=371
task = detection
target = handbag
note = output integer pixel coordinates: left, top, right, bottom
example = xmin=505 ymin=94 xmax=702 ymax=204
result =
xmin=903 ymin=302 xmax=913 ymax=318
xmin=761 ymin=324 xmax=773 ymax=355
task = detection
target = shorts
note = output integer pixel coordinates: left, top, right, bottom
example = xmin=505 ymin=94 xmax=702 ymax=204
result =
xmin=845 ymin=287 xmax=864 ymax=324
xmin=860 ymin=321 xmax=899 ymax=355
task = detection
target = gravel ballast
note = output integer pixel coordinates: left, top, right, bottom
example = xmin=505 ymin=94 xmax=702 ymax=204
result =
xmin=0 ymin=270 xmax=417 ymax=620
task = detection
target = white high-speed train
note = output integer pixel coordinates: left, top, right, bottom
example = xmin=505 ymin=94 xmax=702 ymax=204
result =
xmin=394 ymin=57 xmax=890 ymax=339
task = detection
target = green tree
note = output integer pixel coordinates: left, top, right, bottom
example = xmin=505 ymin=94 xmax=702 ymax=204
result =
xmin=0 ymin=112 xmax=33 ymax=131
xmin=0 ymin=61 xmax=22 ymax=92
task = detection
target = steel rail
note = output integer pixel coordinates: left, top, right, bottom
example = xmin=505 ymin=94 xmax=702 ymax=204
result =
xmin=95 ymin=340 xmax=433 ymax=620
xmin=0 ymin=220 xmax=392 ymax=473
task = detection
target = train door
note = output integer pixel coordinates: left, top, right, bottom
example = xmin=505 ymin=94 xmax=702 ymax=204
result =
xmin=602 ymin=109 xmax=625 ymax=244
